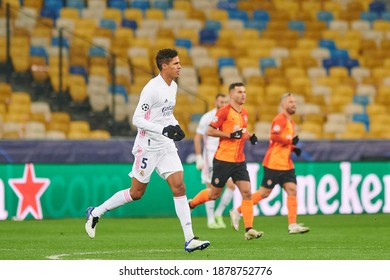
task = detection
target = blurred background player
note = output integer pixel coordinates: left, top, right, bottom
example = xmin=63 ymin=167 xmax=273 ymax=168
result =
xmin=194 ymin=93 xmax=236 ymax=229
xmin=189 ymin=82 xmax=262 ymax=240
xmin=85 ymin=49 xmax=210 ymax=252
xmin=230 ymin=93 xmax=310 ymax=234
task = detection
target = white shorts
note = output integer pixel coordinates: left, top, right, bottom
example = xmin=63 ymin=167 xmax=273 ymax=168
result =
xmin=201 ymin=150 xmax=215 ymax=184
xmin=129 ymin=146 xmax=183 ymax=183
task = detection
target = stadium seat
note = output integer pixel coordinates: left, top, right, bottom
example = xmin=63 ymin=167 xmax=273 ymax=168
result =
xmin=259 ymin=57 xmax=277 ymax=73
xmin=199 ymin=29 xmax=218 ymax=45
xmin=369 ymin=1 xmax=386 ymax=15
xmin=89 ymin=129 xmax=111 ymax=139
xmin=45 ymin=130 xmax=66 ymax=139
xmin=352 ymin=113 xmax=370 ymax=130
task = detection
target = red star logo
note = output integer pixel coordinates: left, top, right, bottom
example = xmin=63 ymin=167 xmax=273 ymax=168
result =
xmin=8 ymin=163 xmax=50 ymax=220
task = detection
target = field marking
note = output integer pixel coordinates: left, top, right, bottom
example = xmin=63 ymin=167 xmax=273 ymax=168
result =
xmin=46 ymin=249 xmax=179 ymax=260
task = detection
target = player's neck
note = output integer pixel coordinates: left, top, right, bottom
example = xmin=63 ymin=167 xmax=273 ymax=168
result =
xmin=282 ymin=110 xmax=292 ymax=120
xmin=160 ymin=72 xmax=173 ymax=86
xmin=230 ymin=102 xmax=242 ymax=112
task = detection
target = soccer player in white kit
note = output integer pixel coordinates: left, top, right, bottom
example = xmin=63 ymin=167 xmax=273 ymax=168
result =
xmin=194 ymin=93 xmax=236 ymax=229
xmin=85 ymin=49 xmax=210 ymax=253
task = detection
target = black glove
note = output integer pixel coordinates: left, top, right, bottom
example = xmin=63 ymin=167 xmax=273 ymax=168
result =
xmin=292 ymin=135 xmax=299 ymax=145
xmin=173 ymin=125 xmax=185 ymax=141
xmin=249 ymin=133 xmax=258 ymax=145
xmin=162 ymin=125 xmax=178 ymax=139
xmin=293 ymin=147 xmax=301 ymax=156
xmin=230 ymin=129 xmax=243 ymax=139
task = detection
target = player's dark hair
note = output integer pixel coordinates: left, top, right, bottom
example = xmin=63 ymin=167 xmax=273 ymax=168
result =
xmin=228 ymin=82 xmax=245 ymax=92
xmin=155 ymin=49 xmax=178 ymax=71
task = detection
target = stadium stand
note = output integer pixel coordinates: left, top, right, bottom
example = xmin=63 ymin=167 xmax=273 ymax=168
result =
xmin=1 ymin=0 xmax=390 ymax=139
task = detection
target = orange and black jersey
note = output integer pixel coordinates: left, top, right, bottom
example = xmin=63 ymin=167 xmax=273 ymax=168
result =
xmin=262 ymin=112 xmax=295 ymax=170
xmin=210 ymin=104 xmax=248 ymax=163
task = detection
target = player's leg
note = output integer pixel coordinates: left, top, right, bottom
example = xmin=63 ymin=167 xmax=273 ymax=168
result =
xmin=282 ymin=176 xmax=310 ymax=234
xmin=159 ymin=149 xmax=210 ymax=252
xmin=201 ymin=154 xmax=220 ymax=228
xmin=189 ymin=158 xmax=228 ymax=209
xmin=235 ymin=179 xmax=263 ymax=240
xmin=85 ymin=177 xmax=146 ymax=238
xmin=189 ymin=185 xmax=223 ymax=209
xmin=214 ymin=179 xmax=235 ymax=228
xmin=85 ymin=149 xmax=154 ymax=238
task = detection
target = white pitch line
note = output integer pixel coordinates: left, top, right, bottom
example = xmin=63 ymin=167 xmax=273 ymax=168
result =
xmin=46 ymin=249 xmax=179 ymax=260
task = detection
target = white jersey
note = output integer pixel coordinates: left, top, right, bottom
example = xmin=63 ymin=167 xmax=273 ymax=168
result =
xmin=196 ymin=108 xmax=220 ymax=184
xmin=132 ymin=74 xmax=179 ymax=152
xmin=196 ymin=108 xmax=220 ymax=155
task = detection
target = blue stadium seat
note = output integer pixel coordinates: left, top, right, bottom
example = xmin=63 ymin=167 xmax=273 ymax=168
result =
xmin=109 ymin=0 xmax=128 ymax=10
xmin=44 ymin=0 xmax=63 ymax=10
xmin=218 ymin=57 xmax=235 ymax=69
xmin=100 ymin=19 xmax=117 ymax=31
xmin=381 ymin=12 xmax=390 ymax=21
xmin=130 ymin=0 xmax=150 ymax=11
xmin=121 ymin=19 xmax=138 ymax=30
xmin=217 ymin=1 xmax=237 ymax=10
xmin=317 ymin=11 xmax=334 ymax=24
xmin=288 ymin=20 xmax=305 ymax=33
xmin=51 ymin=37 xmax=70 ymax=49
xmin=252 ymin=10 xmax=270 ymax=22
xmin=360 ymin=11 xmax=379 ymax=22
xmin=228 ymin=10 xmax=249 ymax=22
xmin=67 ymin=0 xmax=85 ymax=10
xmin=199 ymin=29 xmax=218 ymax=45
xmin=175 ymin=38 xmax=192 ymax=50
xmin=352 ymin=113 xmax=369 ymax=130
xmin=69 ymin=66 xmax=88 ymax=82
xmin=353 ymin=95 xmax=370 ymax=107
xmin=205 ymin=20 xmax=222 ymax=31
xmin=153 ymin=0 xmax=172 ymax=10
xmin=330 ymin=49 xmax=349 ymax=60
xmin=369 ymin=1 xmax=386 ymax=16
xmin=244 ymin=20 xmax=267 ymax=31
xmin=345 ymin=59 xmax=359 ymax=72
xmin=322 ymin=58 xmax=338 ymax=73
xmin=89 ymin=46 xmax=107 ymax=57
xmin=319 ymin=39 xmax=336 ymax=50
xmin=259 ymin=57 xmax=276 ymax=73
xmin=40 ymin=7 xmax=60 ymax=22
xmin=30 ymin=46 xmax=48 ymax=63
xmin=109 ymin=84 xmax=128 ymax=102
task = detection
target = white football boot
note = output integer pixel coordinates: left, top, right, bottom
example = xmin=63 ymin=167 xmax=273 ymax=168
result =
xmin=85 ymin=207 xmax=99 ymax=238
xmin=184 ymin=237 xmax=210 ymax=252
xmin=288 ymin=223 xmax=310 ymax=234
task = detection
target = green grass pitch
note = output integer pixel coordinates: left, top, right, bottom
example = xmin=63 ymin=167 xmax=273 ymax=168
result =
xmin=0 ymin=214 xmax=389 ymax=260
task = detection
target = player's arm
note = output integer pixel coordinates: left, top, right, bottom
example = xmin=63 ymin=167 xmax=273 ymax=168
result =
xmin=207 ymin=107 xmax=238 ymax=139
xmin=207 ymin=125 xmax=231 ymax=138
xmin=194 ymin=132 xmax=203 ymax=169
xmin=194 ymin=133 xmax=202 ymax=155
xmin=269 ymin=117 xmax=290 ymax=145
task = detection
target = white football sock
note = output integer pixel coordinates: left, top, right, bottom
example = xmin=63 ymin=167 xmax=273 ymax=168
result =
xmin=174 ymin=195 xmax=194 ymax=242
xmin=205 ymin=200 xmax=216 ymax=224
xmin=215 ymin=187 xmax=234 ymax=217
xmin=92 ymin=189 xmax=133 ymax=218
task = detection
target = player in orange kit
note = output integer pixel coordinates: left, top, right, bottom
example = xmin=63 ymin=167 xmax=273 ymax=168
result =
xmin=230 ymin=93 xmax=310 ymax=234
xmin=189 ymin=82 xmax=263 ymax=240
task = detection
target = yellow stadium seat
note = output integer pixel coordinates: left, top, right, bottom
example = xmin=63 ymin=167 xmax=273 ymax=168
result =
xmin=329 ymin=67 xmax=349 ymax=80
xmin=60 ymin=7 xmax=79 ymax=19
xmin=298 ymin=121 xmax=322 ymax=138
xmin=89 ymin=129 xmax=111 ymax=139
xmin=103 ymin=7 xmax=122 ymax=25
xmin=69 ymin=120 xmax=90 ymax=133
xmin=123 ymin=8 xmax=143 ymax=25
xmin=145 ymin=8 xmax=165 ymax=20
xmin=373 ymin=20 xmax=390 ymax=32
